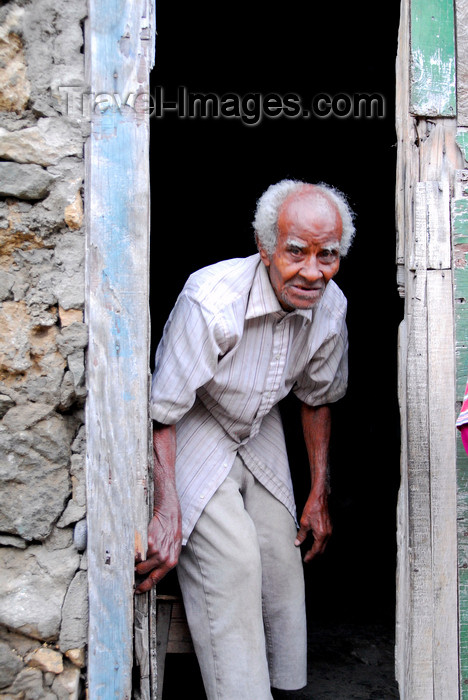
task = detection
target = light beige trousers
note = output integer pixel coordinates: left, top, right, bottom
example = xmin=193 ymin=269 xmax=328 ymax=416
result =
xmin=177 ymin=454 xmax=307 ymax=700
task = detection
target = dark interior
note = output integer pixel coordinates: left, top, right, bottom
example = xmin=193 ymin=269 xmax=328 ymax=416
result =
xmin=149 ymin=0 xmax=402 ymax=684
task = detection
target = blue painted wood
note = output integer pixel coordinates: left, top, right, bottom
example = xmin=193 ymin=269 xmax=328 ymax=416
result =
xmin=86 ymin=1 xmax=155 ymax=697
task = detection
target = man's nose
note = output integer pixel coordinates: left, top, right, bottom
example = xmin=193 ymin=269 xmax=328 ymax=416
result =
xmin=300 ymin=255 xmax=323 ymax=282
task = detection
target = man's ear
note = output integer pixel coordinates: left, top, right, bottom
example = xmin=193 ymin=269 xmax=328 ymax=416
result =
xmin=256 ymin=236 xmax=271 ymax=267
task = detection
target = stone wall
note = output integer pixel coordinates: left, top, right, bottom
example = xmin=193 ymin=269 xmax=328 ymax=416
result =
xmin=0 ymin=1 xmax=89 ymax=697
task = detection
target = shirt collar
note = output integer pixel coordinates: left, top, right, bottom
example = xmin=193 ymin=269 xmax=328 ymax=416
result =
xmin=245 ymin=257 xmax=313 ymax=323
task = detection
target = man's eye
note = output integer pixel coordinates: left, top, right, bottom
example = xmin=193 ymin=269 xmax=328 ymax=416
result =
xmin=288 ymin=246 xmax=302 ymax=256
xmin=320 ymin=250 xmax=338 ymax=261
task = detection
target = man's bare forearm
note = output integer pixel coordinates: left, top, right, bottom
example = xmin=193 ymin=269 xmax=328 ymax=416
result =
xmin=134 ymin=421 xmax=181 ymax=593
xmin=301 ymin=403 xmax=331 ymax=497
xmin=152 ymin=421 xmax=177 ymax=509
xmin=295 ymin=403 xmax=332 ymax=561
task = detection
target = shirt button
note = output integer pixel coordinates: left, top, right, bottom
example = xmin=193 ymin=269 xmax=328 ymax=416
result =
xmin=200 ymin=494 xmax=205 ymax=499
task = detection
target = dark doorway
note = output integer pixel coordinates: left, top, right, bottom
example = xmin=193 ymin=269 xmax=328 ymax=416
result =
xmin=150 ymin=3 xmax=402 ymax=696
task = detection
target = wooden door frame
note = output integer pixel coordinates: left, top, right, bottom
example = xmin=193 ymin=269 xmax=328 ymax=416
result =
xmin=396 ymin=0 xmax=468 ymax=698
xmin=85 ymin=1 xmax=156 ymax=697
xmin=83 ymin=0 xmax=468 ymax=697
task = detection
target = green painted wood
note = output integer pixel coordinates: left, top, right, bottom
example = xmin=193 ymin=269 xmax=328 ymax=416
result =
xmin=453 ymin=199 xmax=468 ymax=245
xmin=457 ymin=133 xmax=468 ymax=165
xmin=453 ymin=200 xmax=468 ymax=400
xmin=410 ymin=0 xmax=456 ymax=116
xmin=453 ymin=189 xmax=468 ymax=697
xmin=457 ymin=435 xmax=468 ymax=698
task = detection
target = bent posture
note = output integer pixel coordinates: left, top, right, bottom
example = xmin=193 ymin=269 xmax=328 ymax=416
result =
xmin=136 ymin=180 xmax=355 ymax=699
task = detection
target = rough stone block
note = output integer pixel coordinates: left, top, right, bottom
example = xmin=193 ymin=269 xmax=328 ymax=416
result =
xmin=58 ymin=308 xmax=82 ymax=328
xmin=0 ymin=7 xmax=30 ymax=112
xmin=0 ymin=641 xmax=23 ymax=690
xmin=1 ymin=403 xmax=53 ymax=432
xmin=22 ymin=0 xmax=87 ymax=120
xmin=73 ymin=520 xmax=87 ymax=552
xmin=0 ymin=119 xmax=82 ymax=166
xmin=71 ymin=426 xmax=85 ymax=455
xmin=0 ymin=628 xmax=41 ymax=659
xmin=67 ymin=351 xmax=84 ymax=388
xmin=4 ymin=667 xmax=44 ymax=700
xmin=41 ymin=160 xmax=83 ymax=224
xmin=0 ymin=303 xmax=66 ymax=406
xmin=58 ymin=571 xmax=88 ymax=652
xmin=51 ymin=665 xmax=80 ymax=700
xmin=0 ymin=272 xmax=14 ymax=302
xmin=56 ymin=324 xmax=88 ymax=357
xmin=0 ymin=412 xmax=72 ymax=540
xmin=25 ymin=648 xmax=63 ymax=675
xmin=57 ymin=501 xmax=85 ymax=529
xmin=0 ymin=301 xmax=32 ymax=373
xmin=0 ymin=163 xmax=54 ymax=201
xmin=0 ymin=535 xmax=26 ymax=549
xmin=59 ymin=371 xmax=76 ymax=411
xmin=0 ymin=396 xmax=14 ymax=420
xmin=64 ymin=648 xmax=85 ymax=669
xmin=0 ymin=542 xmax=79 ymax=641
xmin=64 ymin=192 xmax=83 ymax=230
xmin=52 ymin=232 xmax=85 ymax=310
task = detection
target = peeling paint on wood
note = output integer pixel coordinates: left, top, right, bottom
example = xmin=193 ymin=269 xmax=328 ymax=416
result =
xmin=397 ymin=1 xmax=462 ymax=696
xmin=457 ymin=132 xmax=468 ymax=165
xmin=411 ymin=181 xmax=450 ymax=271
xmin=85 ymin=0 xmax=155 ymax=697
xmin=456 ymin=0 xmax=468 ymax=126
xmin=405 ymin=269 xmax=434 ymax=700
xmin=452 ymin=175 xmax=468 ymax=698
xmin=410 ymin=0 xmax=456 ymax=117
xmin=427 ymin=269 xmax=458 ymax=698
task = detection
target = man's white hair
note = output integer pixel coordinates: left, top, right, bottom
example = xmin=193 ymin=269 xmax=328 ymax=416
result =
xmin=252 ymin=179 xmax=356 ymax=257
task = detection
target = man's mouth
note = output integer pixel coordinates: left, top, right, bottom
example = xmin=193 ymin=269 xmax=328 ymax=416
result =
xmin=284 ymin=283 xmax=325 ymax=307
xmin=289 ymin=284 xmax=324 ymax=295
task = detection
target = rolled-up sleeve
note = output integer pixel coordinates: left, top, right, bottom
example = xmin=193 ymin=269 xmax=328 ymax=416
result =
xmin=293 ymin=318 xmax=348 ymax=407
xmin=150 ymin=292 xmax=225 ymax=425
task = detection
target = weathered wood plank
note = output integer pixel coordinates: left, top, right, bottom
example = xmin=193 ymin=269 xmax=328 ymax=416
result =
xmin=456 ymin=132 xmax=468 ymax=166
xmin=427 ymin=270 xmax=458 ymax=699
xmin=426 ymin=183 xmax=450 ymax=269
xmin=134 ymin=595 xmax=150 ymax=700
xmin=405 ymin=269 xmax=434 ymax=700
xmin=411 ymin=182 xmax=450 ymax=270
xmin=395 ymin=318 xmax=409 ymax=697
xmin=417 ymin=119 xmax=462 ymax=183
xmin=155 ymin=597 xmax=174 ymax=700
xmin=398 ymin=1 xmax=463 ymax=697
xmin=85 ymin=1 xmax=154 ymax=697
xmin=410 ymin=183 xmax=428 ymax=272
xmin=457 ymin=436 xmax=468 ymax=697
xmin=149 ymin=588 xmax=159 ymax=700
xmin=395 ymin=0 xmax=412 ymax=297
xmin=456 ymin=0 xmax=468 ymax=126
xmin=453 ymin=194 xmax=468 ymax=400
xmin=453 ymin=186 xmax=468 ymax=697
xmin=410 ymin=0 xmax=456 ymax=117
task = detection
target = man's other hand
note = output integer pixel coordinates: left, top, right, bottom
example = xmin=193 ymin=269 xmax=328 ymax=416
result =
xmin=294 ymin=492 xmax=332 ymax=563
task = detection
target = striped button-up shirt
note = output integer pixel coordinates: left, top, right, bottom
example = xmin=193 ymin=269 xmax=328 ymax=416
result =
xmin=151 ymin=253 xmax=348 ymax=544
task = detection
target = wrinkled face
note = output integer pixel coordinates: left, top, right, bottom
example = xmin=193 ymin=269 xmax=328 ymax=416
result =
xmin=258 ymin=190 xmax=343 ymax=311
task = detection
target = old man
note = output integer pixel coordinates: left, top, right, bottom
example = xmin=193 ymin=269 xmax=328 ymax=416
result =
xmin=136 ymin=179 xmax=355 ymax=699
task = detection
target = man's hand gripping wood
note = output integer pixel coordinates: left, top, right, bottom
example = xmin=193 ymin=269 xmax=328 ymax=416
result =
xmin=135 ymin=422 xmax=182 ymax=593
